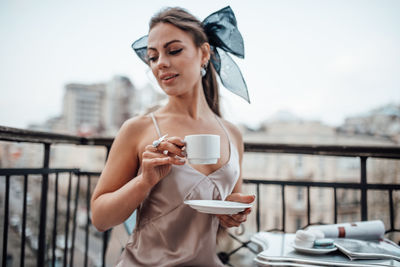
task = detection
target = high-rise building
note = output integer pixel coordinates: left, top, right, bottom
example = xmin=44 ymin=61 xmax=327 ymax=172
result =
xmin=103 ymin=76 xmax=135 ymax=135
xmin=62 ymin=82 xmax=106 ymax=135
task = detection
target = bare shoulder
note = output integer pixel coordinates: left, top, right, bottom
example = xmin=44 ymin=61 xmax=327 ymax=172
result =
xmin=120 ymin=115 xmax=151 ymax=136
xmin=121 ymin=115 xmax=152 ymax=133
xmin=114 ymin=115 xmax=154 ymax=147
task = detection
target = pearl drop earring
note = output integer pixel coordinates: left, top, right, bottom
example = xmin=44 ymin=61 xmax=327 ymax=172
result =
xmin=200 ymin=62 xmax=208 ymax=77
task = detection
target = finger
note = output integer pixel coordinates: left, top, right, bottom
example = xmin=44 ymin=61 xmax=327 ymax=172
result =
xmin=243 ymin=207 xmax=252 ymax=214
xmin=216 ymin=215 xmax=229 ymax=228
xmin=142 ymin=151 xmax=166 ymax=159
xmin=231 ymin=213 xmax=247 ymax=223
xmin=226 ymin=193 xmax=255 ymax=204
xmin=142 ymin=157 xmax=171 ymax=167
xmin=166 ymin=136 xmax=186 ymax=147
xmin=143 ymin=156 xmax=185 ymax=167
xmin=225 ymin=216 xmax=241 ymax=227
xmin=218 ymin=215 xmax=241 ymax=228
xmin=236 ymin=208 xmax=252 ymax=216
xmin=157 ymin=140 xmax=186 ymax=157
xmin=216 ymin=215 xmax=231 ymax=228
xmin=144 ymin=145 xmax=158 ymax=153
xmin=143 ymin=150 xmax=186 ymax=165
xmin=171 ymin=156 xmax=186 ymax=165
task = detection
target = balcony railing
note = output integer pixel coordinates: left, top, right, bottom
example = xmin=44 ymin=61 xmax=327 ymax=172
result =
xmin=1 ymin=125 xmax=399 ymax=266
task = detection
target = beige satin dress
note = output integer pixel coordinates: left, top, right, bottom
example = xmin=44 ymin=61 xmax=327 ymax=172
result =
xmin=115 ymin=113 xmax=240 ymax=266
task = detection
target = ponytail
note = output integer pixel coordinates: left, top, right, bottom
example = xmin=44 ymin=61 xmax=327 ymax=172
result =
xmin=202 ymin=61 xmax=220 ymax=116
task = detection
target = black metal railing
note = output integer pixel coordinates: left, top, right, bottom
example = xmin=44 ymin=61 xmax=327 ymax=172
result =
xmin=0 ymin=167 xmax=104 ymax=267
xmin=1 ymin=126 xmax=400 ymax=266
xmin=0 ymin=126 xmax=109 ymax=267
xmin=244 ymin=142 xmax=400 ymax=231
xmin=243 ymin=179 xmax=400 ymax=233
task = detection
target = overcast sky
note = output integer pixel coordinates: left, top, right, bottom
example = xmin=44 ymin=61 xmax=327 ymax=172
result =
xmin=1 ymin=0 xmax=399 ymax=129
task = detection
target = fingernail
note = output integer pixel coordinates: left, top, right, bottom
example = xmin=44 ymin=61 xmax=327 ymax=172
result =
xmin=179 ymin=158 xmax=185 ymax=163
xmin=181 ymin=151 xmax=187 ymax=157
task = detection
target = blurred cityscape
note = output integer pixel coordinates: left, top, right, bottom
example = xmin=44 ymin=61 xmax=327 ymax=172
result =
xmin=1 ymin=75 xmax=399 ymax=266
xmin=27 ymin=75 xmax=166 ymax=137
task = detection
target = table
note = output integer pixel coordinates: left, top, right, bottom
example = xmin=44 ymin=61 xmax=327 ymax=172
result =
xmin=251 ymin=232 xmax=400 ymax=267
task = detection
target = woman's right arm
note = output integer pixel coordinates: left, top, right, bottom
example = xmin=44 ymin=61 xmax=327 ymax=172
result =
xmin=91 ymin=118 xmax=149 ymax=232
xmin=91 ymin=117 xmax=185 ymax=232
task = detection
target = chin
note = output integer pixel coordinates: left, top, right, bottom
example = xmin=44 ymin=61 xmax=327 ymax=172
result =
xmin=162 ymin=86 xmax=184 ymax=96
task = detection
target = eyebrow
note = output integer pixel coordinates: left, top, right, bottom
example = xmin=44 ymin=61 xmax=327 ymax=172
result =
xmin=148 ymin=39 xmax=182 ymax=51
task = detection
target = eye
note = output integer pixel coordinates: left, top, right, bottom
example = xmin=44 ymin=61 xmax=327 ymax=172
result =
xmin=147 ymin=55 xmax=158 ymax=63
xmin=169 ymin=48 xmax=183 ymax=55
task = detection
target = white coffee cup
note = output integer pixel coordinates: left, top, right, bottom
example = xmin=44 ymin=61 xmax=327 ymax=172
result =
xmin=184 ymin=134 xmax=220 ymax=164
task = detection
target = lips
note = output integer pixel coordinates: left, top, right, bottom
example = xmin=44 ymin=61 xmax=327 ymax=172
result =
xmin=160 ymin=73 xmax=179 ymax=81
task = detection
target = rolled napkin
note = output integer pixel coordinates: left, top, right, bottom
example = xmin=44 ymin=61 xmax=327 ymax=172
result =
xmin=307 ymin=229 xmax=325 ymax=240
xmin=307 ymin=220 xmax=385 ymax=240
xmin=295 ymin=230 xmax=320 ymax=248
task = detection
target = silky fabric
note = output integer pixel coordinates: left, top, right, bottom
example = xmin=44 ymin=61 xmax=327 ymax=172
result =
xmin=115 ymin=114 xmax=240 ymax=267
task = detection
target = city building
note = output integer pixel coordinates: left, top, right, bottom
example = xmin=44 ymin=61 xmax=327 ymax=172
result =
xmin=62 ymin=82 xmax=106 ymax=135
xmin=27 ymin=75 xmax=166 ymax=137
xmin=338 ymin=103 xmax=400 ymax=143
xmin=239 ymin=112 xmax=399 ymax=234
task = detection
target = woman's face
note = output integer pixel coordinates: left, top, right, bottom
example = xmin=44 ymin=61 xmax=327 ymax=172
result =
xmin=147 ymin=23 xmax=207 ymax=97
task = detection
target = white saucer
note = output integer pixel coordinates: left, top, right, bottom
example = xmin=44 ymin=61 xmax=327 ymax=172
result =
xmin=292 ymin=243 xmax=337 ymax=255
xmin=184 ymin=200 xmax=252 ymax=215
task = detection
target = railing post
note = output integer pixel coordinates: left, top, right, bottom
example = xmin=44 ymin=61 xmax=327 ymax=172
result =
xmin=102 ymin=230 xmax=110 ymax=267
xmin=256 ymin=183 xmax=260 ymax=232
xmin=38 ymin=143 xmax=50 ymax=267
xmin=360 ymin=156 xmax=368 ymax=221
xmin=52 ymin=173 xmax=59 ymax=267
xmin=70 ymin=173 xmax=81 ymax=266
xmin=307 ymin=186 xmax=310 ymax=226
xmin=282 ymin=185 xmax=286 ymax=232
xmin=84 ymin=175 xmax=91 ymax=267
xmin=102 ymin=145 xmax=112 ymax=267
xmin=389 ymin=189 xmax=394 ymax=232
xmin=20 ymin=174 xmax=28 ymax=267
xmin=63 ymin=172 xmax=73 ymax=267
xmin=334 ymin=187 xmax=338 ymax=224
xmin=2 ymin=175 xmax=10 ymax=267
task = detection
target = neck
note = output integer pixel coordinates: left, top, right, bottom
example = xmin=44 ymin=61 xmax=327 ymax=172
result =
xmin=163 ymin=83 xmax=214 ymax=120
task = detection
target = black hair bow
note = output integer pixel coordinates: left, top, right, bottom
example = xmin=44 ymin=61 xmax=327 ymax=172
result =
xmin=132 ymin=6 xmax=250 ymax=103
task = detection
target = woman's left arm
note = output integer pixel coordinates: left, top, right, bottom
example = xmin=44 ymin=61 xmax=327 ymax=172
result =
xmin=217 ymin=122 xmax=255 ymax=228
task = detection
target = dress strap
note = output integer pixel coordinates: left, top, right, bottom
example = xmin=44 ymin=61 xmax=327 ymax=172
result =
xmin=149 ymin=113 xmax=162 ymax=138
xmin=214 ymin=115 xmax=231 ymax=143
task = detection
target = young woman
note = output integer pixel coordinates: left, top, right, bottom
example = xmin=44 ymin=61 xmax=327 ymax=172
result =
xmin=91 ymin=6 xmax=254 ymax=266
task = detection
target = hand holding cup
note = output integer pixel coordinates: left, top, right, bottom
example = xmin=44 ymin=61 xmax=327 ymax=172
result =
xmin=141 ymin=135 xmax=186 ymax=187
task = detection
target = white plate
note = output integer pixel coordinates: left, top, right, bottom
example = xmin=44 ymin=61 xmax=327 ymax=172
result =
xmin=292 ymin=243 xmax=337 ymax=255
xmin=184 ymin=200 xmax=252 ymax=215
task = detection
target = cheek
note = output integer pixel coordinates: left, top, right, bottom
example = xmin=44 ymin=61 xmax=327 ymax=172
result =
xmin=181 ymin=57 xmax=201 ymax=77
xmin=150 ymin=65 xmax=160 ymax=81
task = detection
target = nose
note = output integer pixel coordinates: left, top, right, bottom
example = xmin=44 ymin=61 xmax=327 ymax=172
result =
xmin=156 ymin=53 xmax=170 ymax=69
